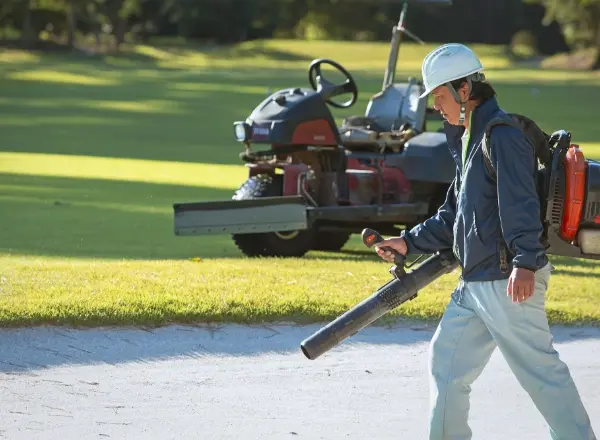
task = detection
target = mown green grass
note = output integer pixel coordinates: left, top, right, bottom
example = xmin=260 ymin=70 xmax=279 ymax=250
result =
xmin=1 ymin=40 xmax=599 ymax=327
xmin=1 ymin=253 xmax=599 ymax=327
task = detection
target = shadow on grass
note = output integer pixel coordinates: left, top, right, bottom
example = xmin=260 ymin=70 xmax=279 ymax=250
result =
xmin=197 ymin=42 xmax=314 ymax=63
xmin=2 ymin=54 xmax=599 ymax=168
xmin=0 ymin=39 xmax=314 ymax=70
xmin=0 ymin=173 xmax=247 ymax=259
xmin=1 ymin=69 xmax=319 ymax=166
xmin=302 ymin=249 xmax=379 ymax=262
xmin=302 ymin=249 xmax=429 ymax=267
xmin=108 ymin=40 xmax=314 ymax=68
xmin=0 ymin=173 xmax=380 ymax=262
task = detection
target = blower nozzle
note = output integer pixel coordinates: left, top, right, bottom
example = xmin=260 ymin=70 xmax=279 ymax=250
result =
xmin=300 ymin=229 xmax=458 ymax=360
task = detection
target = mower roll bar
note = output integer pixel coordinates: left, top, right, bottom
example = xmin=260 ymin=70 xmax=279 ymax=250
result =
xmin=382 ymin=0 xmax=452 ymax=91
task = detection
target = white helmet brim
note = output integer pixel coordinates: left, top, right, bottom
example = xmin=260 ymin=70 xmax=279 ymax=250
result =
xmin=419 ymin=43 xmax=485 ymax=99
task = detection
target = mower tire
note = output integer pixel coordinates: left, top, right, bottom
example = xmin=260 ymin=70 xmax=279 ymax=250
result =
xmin=231 ymin=174 xmax=315 ymax=257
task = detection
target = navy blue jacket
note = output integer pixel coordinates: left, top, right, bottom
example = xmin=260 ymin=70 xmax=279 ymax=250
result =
xmin=401 ymin=97 xmax=548 ymax=281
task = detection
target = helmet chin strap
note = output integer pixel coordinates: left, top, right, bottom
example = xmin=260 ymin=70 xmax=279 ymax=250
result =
xmin=445 ymin=72 xmax=486 ymax=126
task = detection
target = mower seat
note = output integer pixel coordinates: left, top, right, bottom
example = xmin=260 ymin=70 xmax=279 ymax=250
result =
xmin=338 ymin=116 xmax=417 ymax=153
xmin=338 ymin=78 xmax=427 ymax=153
xmin=364 ymin=77 xmax=427 ymax=133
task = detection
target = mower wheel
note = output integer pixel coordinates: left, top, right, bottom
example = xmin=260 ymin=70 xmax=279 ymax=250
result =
xmin=231 ymin=174 xmax=315 ymax=257
xmin=312 ymin=231 xmax=351 ymax=251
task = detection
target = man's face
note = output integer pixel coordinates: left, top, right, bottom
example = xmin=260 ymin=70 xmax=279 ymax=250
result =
xmin=431 ymin=83 xmax=469 ymax=126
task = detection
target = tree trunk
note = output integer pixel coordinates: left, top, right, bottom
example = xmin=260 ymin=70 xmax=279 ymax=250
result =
xmin=66 ymin=1 xmax=76 ymax=48
xmin=593 ymin=11 xmax=600 ymax=70
xmin=94 ymin=27 xmax=101 ymax=50
xmin=593 ymin=47 xmax=600 ymax=70
xmin=113 ymin=19 xmax=126 ymax=50
xmin=104 ymin=0 xmax=125 ymax=51
xmin=21 ymin=0 xmax=34 ymax=49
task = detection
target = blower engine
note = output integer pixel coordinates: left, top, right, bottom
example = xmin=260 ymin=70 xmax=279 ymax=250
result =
xmin=543 ymin=131 xmax=600 ymax=258
xmin=300 ymin=129 xmax=600 ymax=361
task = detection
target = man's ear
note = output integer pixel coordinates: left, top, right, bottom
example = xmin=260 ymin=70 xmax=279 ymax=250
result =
xmin=459 ymin=82 xmax=470 ymax=102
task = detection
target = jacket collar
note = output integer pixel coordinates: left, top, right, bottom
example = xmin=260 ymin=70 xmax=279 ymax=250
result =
xmin=444 ymin=96 xmax=501 ymax=147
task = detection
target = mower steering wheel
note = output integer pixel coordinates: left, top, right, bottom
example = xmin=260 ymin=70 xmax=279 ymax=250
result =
xmin=308 ymin=58 xmax=358 ymax=109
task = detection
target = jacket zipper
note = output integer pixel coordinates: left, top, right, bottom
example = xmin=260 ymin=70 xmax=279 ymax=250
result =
xmin=499 ymin=242 xmax=510 ymax=274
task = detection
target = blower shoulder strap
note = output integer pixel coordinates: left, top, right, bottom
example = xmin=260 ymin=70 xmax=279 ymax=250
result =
xmin=481 ymin=113 xmax=531 ymax=182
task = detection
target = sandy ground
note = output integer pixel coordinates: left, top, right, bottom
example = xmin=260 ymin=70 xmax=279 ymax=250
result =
xmin=0 ymin=323 xmax=599 ymax=440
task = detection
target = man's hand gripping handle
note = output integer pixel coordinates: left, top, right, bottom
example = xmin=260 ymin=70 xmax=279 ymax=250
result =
xmin=362 ymin=228 xmax=407 ymax=277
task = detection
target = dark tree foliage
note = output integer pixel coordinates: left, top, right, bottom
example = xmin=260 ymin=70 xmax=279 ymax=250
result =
xmin=0 ymin=0 xmax=577 ymax=57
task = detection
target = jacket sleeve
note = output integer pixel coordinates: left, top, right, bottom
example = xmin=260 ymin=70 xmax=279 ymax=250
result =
xmin=489 ymin=125 xmax=546 ymax=271
xmin=400 ymin=170 xmax=458 ymax=255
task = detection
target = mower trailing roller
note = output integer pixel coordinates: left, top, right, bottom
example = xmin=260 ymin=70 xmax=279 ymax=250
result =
xmin=173 ymin=196 xmax=308 ymax=236
xmin=173 ymin=199 xmax=430 ymax=236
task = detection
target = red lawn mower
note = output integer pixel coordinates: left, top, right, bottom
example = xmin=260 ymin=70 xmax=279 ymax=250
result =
xmin=173 ymin=0 xmax=458 ymax=257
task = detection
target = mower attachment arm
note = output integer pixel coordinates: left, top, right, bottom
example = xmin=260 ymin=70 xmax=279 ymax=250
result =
xmin=300 ymin=228 xmax=458 ymax=360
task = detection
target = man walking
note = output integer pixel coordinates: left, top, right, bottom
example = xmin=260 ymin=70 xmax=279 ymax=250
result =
xmin=375 ymin=43 xmax=596 ymax=439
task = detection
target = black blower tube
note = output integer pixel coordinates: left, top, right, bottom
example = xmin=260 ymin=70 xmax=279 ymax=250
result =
xmin=300 ymin=229 xmax=459 ymax=360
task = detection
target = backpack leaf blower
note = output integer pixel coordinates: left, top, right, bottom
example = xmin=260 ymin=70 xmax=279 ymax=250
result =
xmin=300 ymin=128 xmax=600 ymax=361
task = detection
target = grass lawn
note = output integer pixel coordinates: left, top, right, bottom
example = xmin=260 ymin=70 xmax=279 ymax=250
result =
xmin=1 ymin=39 xmax=600 ymax=328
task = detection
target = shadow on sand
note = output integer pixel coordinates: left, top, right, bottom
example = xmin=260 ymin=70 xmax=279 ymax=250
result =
xmin=0 ymin=322 xmax=599 ymax=374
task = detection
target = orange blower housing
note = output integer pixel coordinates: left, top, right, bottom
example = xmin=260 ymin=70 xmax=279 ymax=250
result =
xmin=544 ymin=134 xmax=600 ymax=259
xmin=560 ymin=145 xmax=586 ymax=241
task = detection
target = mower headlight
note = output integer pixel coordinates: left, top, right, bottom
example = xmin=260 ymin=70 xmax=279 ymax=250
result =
xmin=233 ymin=122 xmax=252 ymax=142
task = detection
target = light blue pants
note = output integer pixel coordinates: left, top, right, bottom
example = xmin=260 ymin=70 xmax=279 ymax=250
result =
xmin=428 ymin=262 xmax=596 ymax=440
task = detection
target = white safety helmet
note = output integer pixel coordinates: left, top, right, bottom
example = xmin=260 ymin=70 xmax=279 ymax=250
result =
xmin=420 ymin=43 xmax=486 ymax=124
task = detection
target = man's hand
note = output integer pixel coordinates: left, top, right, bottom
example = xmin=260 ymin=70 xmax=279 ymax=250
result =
xmin=507 ymin=267 xmax=535 ymax=303
xmin=375 ymin=237 xmax=407 ymax=263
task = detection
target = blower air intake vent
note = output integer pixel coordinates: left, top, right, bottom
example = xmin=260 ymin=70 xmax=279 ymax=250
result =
xmin=550 ymin=168 xmax=565 ymax=227
xmin=580 ymin=160 xmax=600 ymax=228
xmin=585 ymin=201 xmax=600 ymax=221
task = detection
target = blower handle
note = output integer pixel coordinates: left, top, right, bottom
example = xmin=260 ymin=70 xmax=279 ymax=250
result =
xmin=361 ymin=228 xmax=406 ymax=276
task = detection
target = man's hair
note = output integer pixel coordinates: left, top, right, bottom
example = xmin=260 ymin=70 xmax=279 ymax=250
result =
xmin=450 ymin=77 xmax=496 ymax=102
